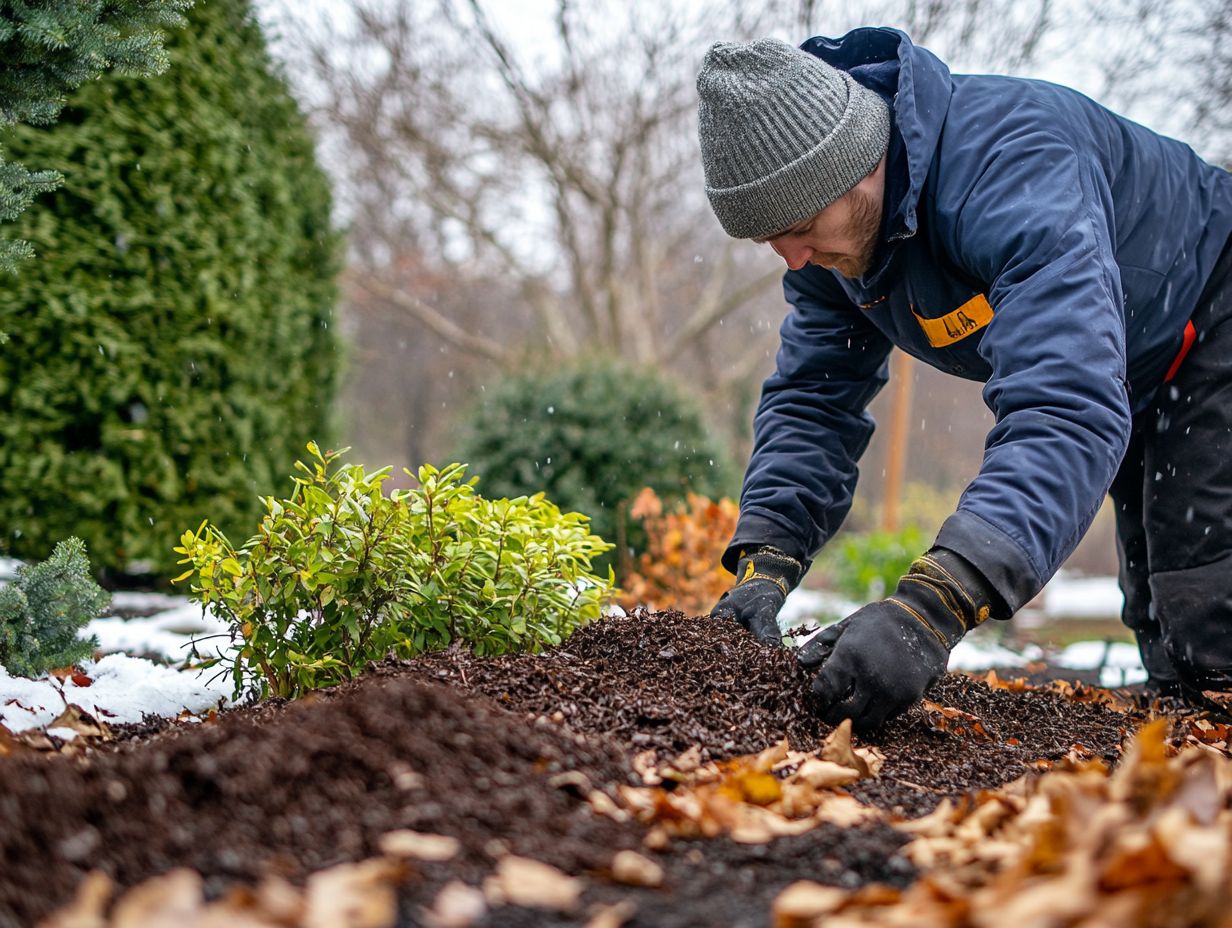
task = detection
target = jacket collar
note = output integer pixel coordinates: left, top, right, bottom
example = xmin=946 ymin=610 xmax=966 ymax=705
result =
xmin=800 ymin=28 xmax=954 ymax=286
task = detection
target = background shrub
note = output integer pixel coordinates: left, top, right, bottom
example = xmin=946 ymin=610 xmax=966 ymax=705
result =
xmin=0 ymin=0 xmax=190 ymax=273
xmin=0 ymin=0 xmax=340 ymax=578
xmin=453 ymin=361 xmax=735 ymax=572
xmin=175 ymin=444 xmax=614 ymax=700
xmin=819 ymin=525 xmax=929 ymax=603
xmin=0 ymin=538 xmax=107 ymax=676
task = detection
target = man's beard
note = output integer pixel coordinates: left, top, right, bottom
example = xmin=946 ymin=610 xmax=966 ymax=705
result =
xmin=834 ymin=186 xmax=883 ymax=279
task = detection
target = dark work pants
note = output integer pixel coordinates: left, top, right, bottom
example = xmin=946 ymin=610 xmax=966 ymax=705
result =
xmin=1109 ymin=235 xmax=1232 ymax=691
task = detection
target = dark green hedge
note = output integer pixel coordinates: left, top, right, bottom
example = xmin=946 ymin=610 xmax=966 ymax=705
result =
xmin=0 ymin=0 xmax=340 ymax=578
xmin=453 ymin=362 xmax=736 ymax=563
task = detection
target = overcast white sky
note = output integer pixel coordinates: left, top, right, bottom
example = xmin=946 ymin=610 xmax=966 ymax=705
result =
xmin=253 ymin=0 xmax=1204 ymax=158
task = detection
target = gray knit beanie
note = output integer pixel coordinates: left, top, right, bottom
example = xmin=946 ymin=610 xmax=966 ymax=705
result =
xmin=697 ymin=38 xmax=892 ymax=240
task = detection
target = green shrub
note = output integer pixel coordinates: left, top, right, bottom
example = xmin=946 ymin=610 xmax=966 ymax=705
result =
xmin=1 ymin=0 xmax=191 ymax=272
xmin=821 ymin=525 xmax=928 ymax=603
xmin=453 ymin=362 xmax=735 ymax=566
xmin=174 ymin=443 xmax=614 ymax=700
xmin=0 ymin=0 xmax=339 ymax=578
xmin=0 ymin=538 xmax=107 ymax=676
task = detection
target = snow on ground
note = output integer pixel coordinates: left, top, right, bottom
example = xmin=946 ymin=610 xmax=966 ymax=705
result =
xmin=779 ymin=587 xmax=858 ymax=630
xmin=948 ymin=639 xmax=1045 ymax=671
xmin=1041 ymin=571 xmax=1124 ymax=620
xmin=1055 ymin=640 xmax=1148 ymax=687
xmin=0 ymin=653 xmax=230 ymax=736
xmin=0 ymin=558 xmax=1146 ymax=735
xmin=85 ymin=600 xmax=231 ymax=663
xmin=0 ymin=556 xmax=22 ymax=583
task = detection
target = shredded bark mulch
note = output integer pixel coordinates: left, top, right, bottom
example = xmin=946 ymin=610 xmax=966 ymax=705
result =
xmin=404 ymin=612 xmax=1133 ymax=815
xmin=0 ymin=610 xmax=1144 ymax=927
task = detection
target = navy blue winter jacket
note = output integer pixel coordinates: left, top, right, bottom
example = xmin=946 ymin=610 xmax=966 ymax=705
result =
xmin=726 ymin=28 xmax=1232 ymax=613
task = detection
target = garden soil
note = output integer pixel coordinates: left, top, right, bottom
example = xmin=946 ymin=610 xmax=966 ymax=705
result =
xmin=0 ymin=612 xmax=1149 ymax=927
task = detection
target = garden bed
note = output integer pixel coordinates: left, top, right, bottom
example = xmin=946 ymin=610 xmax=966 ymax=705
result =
xmin=1 ymin=612 xmax=1219 ymax=928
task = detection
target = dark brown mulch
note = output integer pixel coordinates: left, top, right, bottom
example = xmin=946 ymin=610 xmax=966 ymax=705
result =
xmin=0 ymin=667 xmax=911 ymax=928
xmin=0 ymin=611 xmax=1142 ymax=928
xmin=397 ymin=610 xmax=822 ymax=760
xmin=402 ymin=611 xmax=1135 ymax=816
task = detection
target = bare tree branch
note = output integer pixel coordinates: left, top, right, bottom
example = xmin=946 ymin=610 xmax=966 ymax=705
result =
xmin=354 ymin=276 xmax=509 ymax=362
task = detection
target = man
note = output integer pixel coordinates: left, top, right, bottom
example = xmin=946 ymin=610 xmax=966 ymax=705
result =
xmin=700 ymin=29 xmax=1232 ymax=731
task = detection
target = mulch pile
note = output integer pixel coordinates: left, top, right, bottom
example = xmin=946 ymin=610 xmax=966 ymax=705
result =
xmin=405 ymin=611 xmax=1133 ymax=816
xmin=0 ymin=611 xmax=1147 ymax=927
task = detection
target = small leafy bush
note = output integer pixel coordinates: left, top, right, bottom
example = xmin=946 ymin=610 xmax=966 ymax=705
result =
xmin=618 ymin=487 xmax=738 ymax=616
xmin=174 ymin=443 xmax=614 ymax=699
xmin=0 ymin=538 xmax=107 ymax=676
xmin=453 ymin=361 xmax=735 ymax=570
xmin=821 ymin=525 xmax=928 ymax=603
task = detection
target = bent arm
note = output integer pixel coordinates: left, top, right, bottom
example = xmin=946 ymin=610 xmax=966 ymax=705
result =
xmin=724 ymin=267 xmax=893 ymax=572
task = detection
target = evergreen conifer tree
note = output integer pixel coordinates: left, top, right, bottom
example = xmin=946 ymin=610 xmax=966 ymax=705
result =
xmin=0 ymin=0 xmax=340 ymax=577
xmin=1 ymin=0 xmax=191 ymax=272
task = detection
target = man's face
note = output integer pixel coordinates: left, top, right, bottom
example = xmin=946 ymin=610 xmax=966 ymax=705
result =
xmin=755 ymin=158 xmax=886 ymax=279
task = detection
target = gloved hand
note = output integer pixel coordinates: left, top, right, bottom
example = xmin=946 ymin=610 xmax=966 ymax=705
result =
xmin=710 ymin=545 xmax=804 ymax=645
xmin=798 ymin=547 xmax=1004 ymax=732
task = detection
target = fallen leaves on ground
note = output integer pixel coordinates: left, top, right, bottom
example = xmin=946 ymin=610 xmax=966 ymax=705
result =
xmin=618 ymin=720 xmax=883 ymax=844
xmin=0 ymin=704 xmax=112 ymax=757
xmin=481 ymin=855 xmax=583 ymax=912
xmin=920 ymin=701 xmax=993 ymax=741
xmin=41 ymin=859 xmax=405 ymax=928
xmin=772 ymin=718 xmax=1232 ymax=927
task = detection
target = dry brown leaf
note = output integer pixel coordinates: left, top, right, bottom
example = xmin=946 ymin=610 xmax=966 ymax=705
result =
xmin=48 ymin=705 xmax=111 ymax=740
xmin=482 ymin=856 xmax=582 ymax=912
xmin=424 ymin=881 xmax=487 ymax=928
xmin=920 ymin=700 xmax=993 ymax=742
xmin=0 ymin=721 xmax=40 ymax=758
xmin=378 ymin=829 xmax=460 ymax=861
xmin=609 ymin=850 xmax=664 ymax=887
xmin=980 ymin=669 xmax=1033 ymax=691
xmin=584 ymin=900 xmax=638 ymax=928
xmin=662 ymin=745 xmax=703 ymax=778
xmin=110 ymin=869 xmax=204 ymax=927
xmin=632 ymin=749 xmax=662 ymax=786
xmin=587 ymin=789 xmax=630 ymax=822
xmin=38 ymin=870 xmax=113 ymax=928
xmin=302 ymin=859 xmax=402 ymax=928
xmin=793 ymin=758 xmax=862 ymax=790
xmin=772 ymin=881 xmax=849 ymax=926
xmin=821 ymin=720 xmax=872 ymax=776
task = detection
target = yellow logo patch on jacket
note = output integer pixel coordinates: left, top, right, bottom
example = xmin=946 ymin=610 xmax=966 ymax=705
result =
xmin=912 ymin=294 xmax=994 ymax=347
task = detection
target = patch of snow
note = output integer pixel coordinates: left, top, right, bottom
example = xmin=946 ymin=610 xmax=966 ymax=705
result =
xmin=779 ymin=588 xmax=858 ymax=630
xmin=948 ymin=640 xmax=1044 ymax=671
xmin=1042 ymin=572 xmax=1123 ymax=620
xmin=0 ymin=654 xmax=230 ymax=734
xmin=106 ymin=590 xmax=195 ymax=614
xmin=85 ymin=602 xmax=231 ymax=662
xmin=0 ymin=556 xmax=23 ymax=583
xmin=1055 ymin=640 xmax=1144 ymax=671
xmin=1101 ymin=665 xmax=1149 ymax=687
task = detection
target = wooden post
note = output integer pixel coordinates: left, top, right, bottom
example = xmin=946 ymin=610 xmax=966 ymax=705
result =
xmin=881 ymin=351 xmax=914 ymax=532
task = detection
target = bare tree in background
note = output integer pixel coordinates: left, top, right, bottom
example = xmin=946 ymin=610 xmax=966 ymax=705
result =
xmin=284 ymin=0 xmax=1057 ymax=468
xmin=304 ymin=0 xmax=789 ymax=375
xmin=1084 ymin=0 xmax=1232 ymax=165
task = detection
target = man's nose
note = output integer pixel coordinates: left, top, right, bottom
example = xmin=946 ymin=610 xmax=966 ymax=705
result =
xmin=769 ymin=237 xmax=811 ymax=271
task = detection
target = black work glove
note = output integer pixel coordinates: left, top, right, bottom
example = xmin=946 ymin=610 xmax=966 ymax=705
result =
xmin=798 ymin=547 xmax=1005 ymax=732
xmin=710 ymin=546 xmax=804 ymax=645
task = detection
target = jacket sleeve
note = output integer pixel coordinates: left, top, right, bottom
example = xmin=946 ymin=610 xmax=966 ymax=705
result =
xmin=933 ymin=129 xmax=1131 ymax=613
xmin=723 ymin=267 xmax=893 ymax=573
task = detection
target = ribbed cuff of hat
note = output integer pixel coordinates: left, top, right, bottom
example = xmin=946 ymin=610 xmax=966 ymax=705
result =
xmin=697 ymin=39 xmax=892 ymax=241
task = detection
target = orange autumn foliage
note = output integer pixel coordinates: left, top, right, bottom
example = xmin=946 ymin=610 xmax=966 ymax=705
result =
xmin=618 ymin=487 xmax=738 ymax=616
